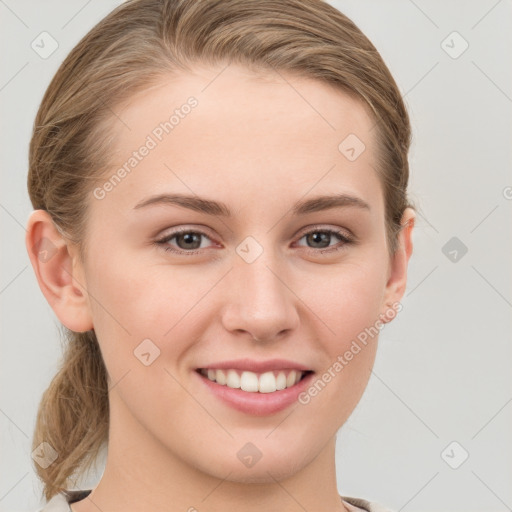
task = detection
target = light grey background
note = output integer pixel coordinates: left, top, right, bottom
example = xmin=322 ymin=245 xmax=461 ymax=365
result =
xmin=1 ymin=1 xmax=511 ymax=511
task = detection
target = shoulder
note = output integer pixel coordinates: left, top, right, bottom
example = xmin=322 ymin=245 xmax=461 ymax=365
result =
xmin=341 ymin=495 xmax=396 ymax=512
xmin=36 ymin=490 xmax=92 ymax=512
xmin=36 ymin=491 xmax=390 ymax=512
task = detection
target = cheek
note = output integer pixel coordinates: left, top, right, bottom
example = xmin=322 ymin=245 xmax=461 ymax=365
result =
xmin=83 ymin=256 xmax=164 ymax=372
xmin=85 ymin=255 xmax=208 ymax=374
xmin=298 ymin=264 xmax=385 ymax=418
xmin=303 ymin=258 xmax=387 ymax=343
xmin=87 ymin=252 xmax=192 ymax=332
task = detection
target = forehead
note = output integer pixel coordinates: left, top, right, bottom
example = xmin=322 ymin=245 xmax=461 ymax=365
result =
xmin=90 ymin=63 xmax=382 ymax=219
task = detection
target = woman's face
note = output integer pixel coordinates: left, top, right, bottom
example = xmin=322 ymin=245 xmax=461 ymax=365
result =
xmin=65 ymin=64 xmax=412 ymax=482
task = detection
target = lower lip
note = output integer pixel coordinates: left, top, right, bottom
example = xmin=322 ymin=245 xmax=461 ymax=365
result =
xmin=195 ymin=370 xmax=315 ymax=416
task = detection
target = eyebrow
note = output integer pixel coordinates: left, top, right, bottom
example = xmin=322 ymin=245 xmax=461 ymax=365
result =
xmin=133 ymin=192 xmax=371 ymax=216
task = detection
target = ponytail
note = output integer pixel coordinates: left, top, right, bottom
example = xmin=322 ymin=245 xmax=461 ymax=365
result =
xmin=32 ymin=329 xmax=109 ymax=502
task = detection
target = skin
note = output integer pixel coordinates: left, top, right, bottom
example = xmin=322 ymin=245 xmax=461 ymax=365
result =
xmin=26 ymin=63 xmax=415 ymax=512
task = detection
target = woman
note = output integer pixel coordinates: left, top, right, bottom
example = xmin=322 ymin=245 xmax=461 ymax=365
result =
xmin=26 ymin=1 xmax=416 ymax=511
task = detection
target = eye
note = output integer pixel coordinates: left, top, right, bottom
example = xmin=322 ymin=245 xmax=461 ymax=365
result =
xmin=154 ymin=226 xmax=354 ymax=256
xmin=155 ymin=228 xmax=215 ymax=256
xmin=295 ymin=227 xmax=354 ymax=254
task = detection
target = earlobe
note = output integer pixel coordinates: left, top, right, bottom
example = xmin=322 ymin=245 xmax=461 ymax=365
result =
xmin=25 ymin=209 xmax=94 ymax=333
xmin=379 ymin=207 xmax=416 ymax=323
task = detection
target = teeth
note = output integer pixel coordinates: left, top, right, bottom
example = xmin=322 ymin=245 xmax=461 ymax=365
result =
xmin=240 ymin=371 xmax=259 ymax=392
xmin=215 ymin=369 xmax=227 ymax=385
xmin=258 ymin=371 xmax=276 ymax=393
xmin=200 ymin=368 xmax=306 ymax=393
xmin=286 ymin=371 xmax=297 ymax=388
xmin=226 ymin=369 xmax=241 ymax=389
xmin=275 ymin=371 xmax=287 ymax=390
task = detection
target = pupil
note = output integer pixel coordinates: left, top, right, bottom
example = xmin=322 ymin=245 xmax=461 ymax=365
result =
xmin=176 ymin=232 xmax=332 ymax=251
xmin=309 ymin=232 xmax=329 ymax=248
xmin=180 ymin=233 xmax=200 ymax=249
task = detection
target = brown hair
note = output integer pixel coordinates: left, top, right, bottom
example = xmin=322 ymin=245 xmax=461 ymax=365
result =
xmin=28 ymin=0 xmax=415 ymax=502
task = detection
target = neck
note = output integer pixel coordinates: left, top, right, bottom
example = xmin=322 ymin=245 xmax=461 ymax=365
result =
xmin=72 ymin=391 xmax=349 ymax=512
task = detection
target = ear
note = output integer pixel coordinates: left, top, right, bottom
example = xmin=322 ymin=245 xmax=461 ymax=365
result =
xmin=25 ymin=209 xmax=94 ymax=332
xmin=379 ymin=207 xmax=416 ymax=323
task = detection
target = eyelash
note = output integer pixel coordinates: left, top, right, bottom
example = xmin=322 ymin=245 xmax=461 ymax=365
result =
xmin=154 ymin=226 xmax=355 ymax=256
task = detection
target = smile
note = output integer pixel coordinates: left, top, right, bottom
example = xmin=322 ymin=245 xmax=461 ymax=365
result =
xmin=197 ymin=368 xmax=312 ymax=393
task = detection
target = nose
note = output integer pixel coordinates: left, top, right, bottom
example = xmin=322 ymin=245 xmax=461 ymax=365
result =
xmin=221 ymin=248 xmax=300 ymax=343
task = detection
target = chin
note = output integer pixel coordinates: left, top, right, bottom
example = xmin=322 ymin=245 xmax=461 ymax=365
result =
xmin=200 ymin=447 xmax=310 ymax=484
xmin=224 ymin=461 xmax=304 ymax=484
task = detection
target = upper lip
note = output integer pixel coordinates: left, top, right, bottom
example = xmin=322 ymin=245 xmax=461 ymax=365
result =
xmin=197 ymin=358 xmax=313 ymax=373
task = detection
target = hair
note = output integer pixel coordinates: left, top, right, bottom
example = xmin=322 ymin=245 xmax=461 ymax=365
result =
xmin=28 ymin=0 xmax=416 ymax=502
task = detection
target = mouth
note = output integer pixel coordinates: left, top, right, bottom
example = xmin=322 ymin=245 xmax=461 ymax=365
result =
xmin=195 ymin=367 xmax=314 ymax=394
xmin=193 ymin=358 xmax=316 ymax=415
xmin=195 ymin=366 xmax=316 ymax=415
